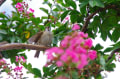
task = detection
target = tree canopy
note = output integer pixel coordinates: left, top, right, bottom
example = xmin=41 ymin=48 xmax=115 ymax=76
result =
xmin=0 ymin=0 xmax=120 ymax=79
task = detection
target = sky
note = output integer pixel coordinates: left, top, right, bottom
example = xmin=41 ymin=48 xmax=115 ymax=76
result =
xmin=0 ymin=0 xmax=120 ymax=79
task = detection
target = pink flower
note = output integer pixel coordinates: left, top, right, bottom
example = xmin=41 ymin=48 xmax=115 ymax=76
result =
xmin=21 ymin=56 xmax=26 ymax=63
xmin=65 ymin=16 xmax=69 ymax=20
xmin=84 ymin=38 xmax=93 ymax=48
xmin=77 ymin=54 xmax=88 ymax=69
xmin=65 ymin=49 xmax=79 ymax=63
xmin=47 ymin=53 xmax=54 ymax=60
xmin=75 ymin=46 xmax=87 ymax=54
xmin=78 ymin=32 xmax=88 ymax=38
xmin=0 ymin=59 xmax=6 ymax=65
xmin=72 ymin=24 xmax=80 ymax=30
xmin=60 ymin=54 xmax=68 ymax=62
xmin=16 ymin=56 xmax=18 ymax=62
xmin=46 ymin=47 xmax=64 ymax=60
xmin=56 ymin=61 xmax=63 ymax=67
xmin=14 ymin=66 xmax=23 ymax=72
xmin=27 ymin=11 xmax=30 ymax=14
xmin=18 ymin=8 xmax=23 ymax=12
xmin=16 ymin=56 xmax=26 ymax=63
xmin=61 ymin=39 xmax=68 ymax=48
xmin=75 ymin=37 xmax=84 ymax=45
xmin=62 ymin=16 xmax=69 ymax=23
xmin=16 ymin=3 xmax=22 ymax=8
xmin=46 ymin=47 xmax=64 ymax=54
xmin=88 ymin=50 xmax=97 ymax=60
xmin=29 ymin=8 xmax=34 ymax=13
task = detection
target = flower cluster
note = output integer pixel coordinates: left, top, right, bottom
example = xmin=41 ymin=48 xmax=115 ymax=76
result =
xmin=14 ymin=66 xmax=23 ymax=72
xmin=16 ymin=2 xmax=35 ymax=18
xmin=0 ymin=56 xmax=26 ymax=78
xmin=16 ymin=56 xmax=26 ymax=63
xmin=14 ymin=56 xmax=26 ymax=73
xmin=46 ymin=29 xmax=97 ymax=69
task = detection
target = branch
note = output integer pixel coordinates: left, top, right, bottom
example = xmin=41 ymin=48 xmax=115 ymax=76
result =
xmin=106 ymin=48 xmax=120 ymax=62
xmin=97 ymin=48 xmax=120 ymax=74
xmin=81 ymin=5 xmax=120 ymax=32
xmin=0 ymin=43 xmax=49 ymax=51
xmin=0 ymin=0 xmax=6 ymax=6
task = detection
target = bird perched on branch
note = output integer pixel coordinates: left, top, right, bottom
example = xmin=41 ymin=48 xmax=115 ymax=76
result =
xmin=28 ymin=27 xmax=53 ymax=58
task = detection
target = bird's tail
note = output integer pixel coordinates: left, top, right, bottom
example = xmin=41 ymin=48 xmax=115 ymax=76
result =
xmin=34 ymin=50 xmax=40 ymax=58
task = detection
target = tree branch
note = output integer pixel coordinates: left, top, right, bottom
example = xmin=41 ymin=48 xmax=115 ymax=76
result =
xmin=0 ymin=0 xmax=6 ymax=6
xmin=0 ymin=43 xmax=49 ymax=51
xmin=81 ymin=5 xmax=120 ymax=32
xmin=97 ymin=48 xmax=120 ymax=74
xmin=106 ymin=48 xmax=120 ymax=62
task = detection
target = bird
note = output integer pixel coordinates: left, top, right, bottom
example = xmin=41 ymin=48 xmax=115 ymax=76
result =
xmin=28 ymin=27 xmax=53 ymax=58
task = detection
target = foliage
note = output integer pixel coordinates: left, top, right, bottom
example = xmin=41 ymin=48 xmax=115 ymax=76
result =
xmin=0 ymin=0 xmax=120 ymax=79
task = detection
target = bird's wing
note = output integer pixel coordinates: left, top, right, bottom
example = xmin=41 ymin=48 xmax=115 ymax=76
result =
xmin=28 ymin=32 xmax=43 ymax=44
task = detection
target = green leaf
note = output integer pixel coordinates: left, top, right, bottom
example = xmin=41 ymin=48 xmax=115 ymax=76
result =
xmin=32 ymin=68 xmax=41 ymax=77
xmin=96 ymin=0 xmax=104 ymax=8
xmin=60 ymin=10 xmax=70 ymax=21
xmin=65 ymin=0 xmax=77 ymax=9
xmin=112 ymin=28 xmax=120 ymax=42
xmin=104 ymin=47 xmax=113 ymax=53
xmin=96 ymin=74 xmax=102 ymax=79
xmin=43 ymin=67 xmax=49 ymax=77
xmin=40 ymin=8 xmax=48 ymax=14
xmin=112 ymin=41 xmax=120 ymax=49
xmin=100 ymin=30 xmax=107 ymax=41
xmin=0 ymin=29 xmax=7 ymax=34
xmin=100 ymin=55 xmax=106 ymax=69
xmin=89 ymin=0 xmax=104 ymax=8
xmin=80 ymin=0 xmax=89 ymax=8
xmin=70 ymin=10 xmax=81 ymax=23
xmin=95 ymin=43 xmax=103 ymax=50
xmin=27 ymin=63 xmax=32 ymax=71
xmin=69 ymin=1 xmax=77 ymax=9
xmin=72 ymin=71 xmax=79 ymax=79
xmin=69 ymin=10 xmax=80 ymax=15
xmin=105 ymin=63 xmax=116 ymax=71
xmin=51 ymin=11 xmax=58 ymax=17
xmin=70 ymin=14 xmax=78 ymax=23
xmin=89 ymin=0 xmax=96 ymax=7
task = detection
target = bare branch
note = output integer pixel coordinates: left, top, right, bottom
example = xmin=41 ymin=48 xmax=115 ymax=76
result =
xmin=0 ymin=0 xmax=6 ymax=6
xmin=0 ymin=43 xmax=49 ymax=51
xmin=81 ymin=5 xmax=120 ymax=32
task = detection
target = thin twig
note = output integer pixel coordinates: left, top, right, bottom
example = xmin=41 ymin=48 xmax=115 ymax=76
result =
xmin=106 ymin=48 xmax=120 ymax=62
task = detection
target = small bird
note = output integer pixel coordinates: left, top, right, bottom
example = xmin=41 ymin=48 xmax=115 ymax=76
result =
xmin=28 ymin=27 xmax=53 ymax=58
